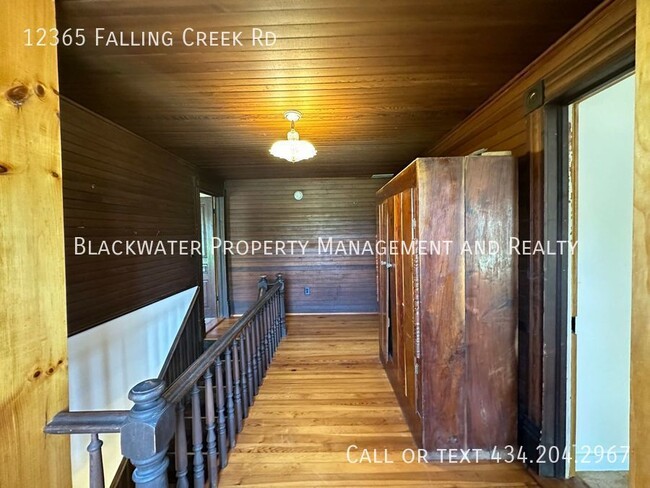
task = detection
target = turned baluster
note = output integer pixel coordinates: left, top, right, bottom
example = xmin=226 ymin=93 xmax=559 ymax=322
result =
xmin=204 ymin=369 xmax=218 ymax=487
xmin=224 ymin=346 xmax=237 ymax=448
xmin=259 ymin=309 xmax=269 ymax=379
xmin=272 ymin=294 xmax=279 ymax=351
xmin=190 ymin=383 xmax=205 ymax=487
xmin=233 ymin=338 xmax=244 ymax=430
xmin=245 ymin=324 xmax=255 ymax=404
xmin=255 ymin=312 xmax=265 ymax=385
xmin=239 ymin=331 xmax=250 ymax=418
xmin=276 ymin=273 xmax=286 ymax=337
xmin=274 ymin=293 xmax=281 ymax=349
xmin=87 ymin=433 xmax=105 ymax=488
xmin=175 ymin=401 xmax=189 ymax=488
xmin=269 ymin=298 xmax=277 ymax=356
xmin=215 ymin=358 xmax=228 ymax=469
xmin=264 ymin=303 xmax=272 ymax=372
xmin=251 ymin=316 xmax=261 ymax=396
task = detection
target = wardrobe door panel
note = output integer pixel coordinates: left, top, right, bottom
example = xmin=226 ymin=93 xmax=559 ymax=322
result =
xmin=400 ymin=188 xmax=417 ymax=409
xmin=378 ymin=201 xmax=389 ymax=363
xmin=418 ymin=158 xmax=466 ymax=451
xmin=465 ymin=157 xmax=518 ymax=449
xmin=392 ymin=194 xmax=405 ymax=385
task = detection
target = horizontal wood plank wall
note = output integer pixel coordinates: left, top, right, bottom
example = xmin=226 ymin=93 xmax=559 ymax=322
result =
xmin=428 ymin=0 xmax=635 ymax=158
xmin=226 ymin=178 xmax=384 ymax=314
xmin=61 ymin=100 xmax=201 ymax=334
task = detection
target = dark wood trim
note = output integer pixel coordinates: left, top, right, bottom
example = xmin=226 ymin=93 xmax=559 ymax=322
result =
xmin=539 ymin=103 xmax=570 ymax=478
xmin=537 ymin=54 xmax=635 ymax=479
xmin=44 ymin=411 xmax=129 ymax=434
xmin=550 ymin=53 xmax=635 ymax=105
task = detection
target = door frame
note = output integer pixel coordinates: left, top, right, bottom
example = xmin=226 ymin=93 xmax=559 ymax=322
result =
xmin=198 ymin=191 xmax=230 ymax=323
xmin=539 ymin=53 xmax=635 ymax=478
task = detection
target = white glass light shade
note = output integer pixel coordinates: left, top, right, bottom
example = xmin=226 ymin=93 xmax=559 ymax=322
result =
xmin=269 ymin=128 xmax=317 ymax=163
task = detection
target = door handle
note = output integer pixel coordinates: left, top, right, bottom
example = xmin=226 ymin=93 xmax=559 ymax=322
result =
xmin=380 ymin=261 xmax=393 ymax=269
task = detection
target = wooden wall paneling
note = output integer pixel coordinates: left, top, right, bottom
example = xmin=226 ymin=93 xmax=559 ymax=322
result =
xmin=226 ymin=177 xmax=383 ymax=313
xmin=55 ymin=0 xmax=600 ymax=179
xmin=464 ymin=157 xmax=517 ymax=449
xmin=631 ymin=1 xmax=650 ymax=485
xmin=429 ymin=0 xmax=635 ymax=158
xmin=61 ymin=100 xmax=201 ymax=334
xmin=417 ymin=158 xmax=466 ymax=452
xmin=0 ymin=1 xmax=71 ymax=485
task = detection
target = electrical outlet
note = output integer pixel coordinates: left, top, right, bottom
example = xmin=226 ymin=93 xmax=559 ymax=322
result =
xmin=304 ymin=287 xmax=311 ymax=296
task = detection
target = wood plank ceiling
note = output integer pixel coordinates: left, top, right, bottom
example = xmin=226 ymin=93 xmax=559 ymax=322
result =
xmin=56 ymin=0 xmax=601 ymax=179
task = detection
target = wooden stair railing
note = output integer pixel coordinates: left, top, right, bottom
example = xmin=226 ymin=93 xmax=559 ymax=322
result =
xmin=45 ymin=274 xmax=286 ymax=487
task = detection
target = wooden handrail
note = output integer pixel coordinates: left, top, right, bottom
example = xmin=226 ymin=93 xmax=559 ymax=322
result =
xmin=164 ymin=281 xmax=281 ymax=404
xmin=44 ymin=273 xmax=287 ymax=488
xmin=44 ymin=411 xmax=129 ymax=435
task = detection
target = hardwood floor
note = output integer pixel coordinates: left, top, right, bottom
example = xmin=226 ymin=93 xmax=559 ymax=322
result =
xmin=217 ymin=314 xmax=540 ymax=487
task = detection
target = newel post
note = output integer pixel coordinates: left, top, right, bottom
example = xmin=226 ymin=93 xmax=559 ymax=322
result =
xmin=121 ymin=379 xmax=175 ymax=488
xmin=258 ymin=275 xmax=269 ymax=298
xmin=276 ymin=273 xmax=286 ymax=337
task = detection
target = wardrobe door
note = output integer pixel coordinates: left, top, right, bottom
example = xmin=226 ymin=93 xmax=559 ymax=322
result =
xmin=400 ymin=188 xmax=417 ymax=410
xmin=418 ymin=157 xmax=466 ymax=451
xmin=392 ymin=194 xmax=404 ymax=383
xmin=378 ymin=200 xmax=389 ymax=363
xmin=464 ymin=156 xmax=517 ymax=449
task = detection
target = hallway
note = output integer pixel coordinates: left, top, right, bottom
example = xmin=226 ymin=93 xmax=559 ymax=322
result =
xmin=218 ymin=315 xmax=539 ymax=487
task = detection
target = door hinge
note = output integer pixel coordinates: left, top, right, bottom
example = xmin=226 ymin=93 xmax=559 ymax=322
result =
xmin=571 ymin=316 xmax=577 ymax=334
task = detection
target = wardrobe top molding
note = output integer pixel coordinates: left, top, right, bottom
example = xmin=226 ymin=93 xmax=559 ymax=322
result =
xmin=376 ymin=156 xmax=503 ymax=202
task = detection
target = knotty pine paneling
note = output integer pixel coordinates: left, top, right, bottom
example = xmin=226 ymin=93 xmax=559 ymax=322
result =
xmin=61 ymin=100 xmax=202 ymax=335
xmin=226 ymin=178 xmax=384 ymax=314
xmin=0 ymin=2 xmax=71 ymax=485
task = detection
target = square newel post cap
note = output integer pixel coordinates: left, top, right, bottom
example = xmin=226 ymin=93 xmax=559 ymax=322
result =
xmin=120 ymin=379 xmax=175 ymax=460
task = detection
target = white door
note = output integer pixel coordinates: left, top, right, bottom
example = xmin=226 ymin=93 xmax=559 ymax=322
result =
xmin=572 ymin=74 xmax=635 ymax=472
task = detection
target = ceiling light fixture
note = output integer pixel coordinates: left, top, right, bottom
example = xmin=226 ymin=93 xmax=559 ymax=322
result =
xmin=270 ymin=110 xmax=317 ymax=163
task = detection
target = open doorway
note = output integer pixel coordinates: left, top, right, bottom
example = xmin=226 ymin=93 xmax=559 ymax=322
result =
xmin=200 ymin=193 xmax=229 ymax=330
xmin=566 ymin=73 xmax=635 ymax=488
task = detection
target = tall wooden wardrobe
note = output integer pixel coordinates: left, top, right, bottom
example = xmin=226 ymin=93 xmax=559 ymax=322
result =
xmin=376 ymin=156 xmax=517 ymax=457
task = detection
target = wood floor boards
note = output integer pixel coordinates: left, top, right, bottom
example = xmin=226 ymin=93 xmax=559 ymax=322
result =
xmin=217 ymin=314 xmax=539 ymax=487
